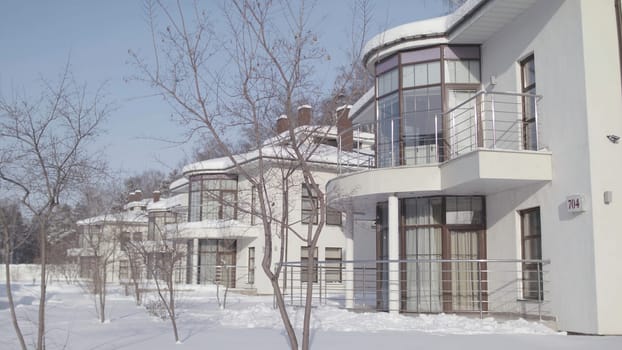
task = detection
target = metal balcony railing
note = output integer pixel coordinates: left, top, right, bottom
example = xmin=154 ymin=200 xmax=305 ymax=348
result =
xmin=337 ymin=91 xmax=543 ymax=173
xmin=278 ymin=258 xmax=551 ymax=320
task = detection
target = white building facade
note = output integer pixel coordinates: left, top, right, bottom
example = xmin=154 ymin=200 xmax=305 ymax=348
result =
xmin=327 ymin=0 xmax=622 ymax=335
xmin=151 ymin=106 xmax=371 ymax=295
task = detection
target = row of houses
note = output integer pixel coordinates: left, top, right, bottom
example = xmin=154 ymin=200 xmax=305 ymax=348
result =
xmin=73 ymin=0 xmax=622 ymax=335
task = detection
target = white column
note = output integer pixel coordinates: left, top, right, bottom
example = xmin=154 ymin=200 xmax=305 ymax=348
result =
xmin=192 ymin=238 xmax=199 ymax=284
xmin=388 ymin=195 xmax=400 ymax=314
xmin=344 ymin=209 xmax=355 ymax=309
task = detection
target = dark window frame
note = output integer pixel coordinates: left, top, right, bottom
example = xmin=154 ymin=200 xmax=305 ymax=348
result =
xmin=188 ymin=174 xmax=238 ymax=222
xmin=325 ymin=247 xmax=343 ymax=283
xmin=520 ymin=54 xmax=537 ymax=151
xmin=520 ymin=207 xmax=543 ymax=301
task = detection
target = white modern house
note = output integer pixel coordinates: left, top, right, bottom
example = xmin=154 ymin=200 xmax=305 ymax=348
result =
xmin=149 ymin=105 xmax=373 ymax=295
xmin=326 ymin=0 xmax=622 ymax=335
xmin=71 ymin=191 xmax=150 ymax=283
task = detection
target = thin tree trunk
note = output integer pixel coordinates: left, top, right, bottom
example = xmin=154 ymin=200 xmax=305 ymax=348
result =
xmin=4 ymin=239 xmax=28 ymax=350
xmin=99 ymin=267 xmax=106 ymax=323
xmin=302 ymin=246 xmax=315 ymax=350
xmin=269 ymin=275 xmax=298 ymax=350
xmin=37 ymin=222 xmax=47 ymax=350
xmin=168 ymin=277 xmax=180 ymax=343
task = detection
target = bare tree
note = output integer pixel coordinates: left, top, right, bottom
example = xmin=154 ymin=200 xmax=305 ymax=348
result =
xmin=79 ymin=215 xmax=120 ymax=323
xmin=131 ymin=208 xmax=185 ymax=343
xmin=130 ymin=1 xmax=373 ymax=349
xmin=0 ymin=63 xmax=109 ymax=350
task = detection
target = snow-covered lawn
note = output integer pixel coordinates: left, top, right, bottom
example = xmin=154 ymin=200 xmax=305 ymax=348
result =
xmin=1 ymin=281 xmax=620 ymax=349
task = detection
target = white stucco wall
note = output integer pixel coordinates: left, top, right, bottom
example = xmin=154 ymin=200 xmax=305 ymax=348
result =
xmin=481 ymin=0 xmax=622 ymax=334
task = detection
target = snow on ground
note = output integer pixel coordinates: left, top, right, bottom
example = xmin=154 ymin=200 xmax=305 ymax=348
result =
xmin=1 ymin=281 xmax=621 ymax=350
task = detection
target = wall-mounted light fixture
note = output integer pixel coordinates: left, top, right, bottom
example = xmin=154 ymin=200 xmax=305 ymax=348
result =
xmin=604 ymin=191 xmax=613 ymax=205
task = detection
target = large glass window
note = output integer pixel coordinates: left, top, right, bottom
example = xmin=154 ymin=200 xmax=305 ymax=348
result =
xmin=377 ymin=93 xmax=400 ymax=167
xmin=188 ymin=174 xmax=238 ymax=222
xmin=402 ymin=87 xmax=442 ymax=165
xmin=521 ymin=55 xmax=537 ymax=150
xmin=402 ymin=62 xmax=441 ymax=88
xmin=374 ymin=45 xmax=480 ymax=168
xmin=520 ymin=207 xmax=542 ymax=300
xmin=198 ymin=239 xmax=237 ymax=287
xmin=378 ymin=196 xmax=486 ymax=313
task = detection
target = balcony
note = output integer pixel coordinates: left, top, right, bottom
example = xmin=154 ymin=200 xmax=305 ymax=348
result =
xmin=330 ymin=91 xmax=552 ymax=212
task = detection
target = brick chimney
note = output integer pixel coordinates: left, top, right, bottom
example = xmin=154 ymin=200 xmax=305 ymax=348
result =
xmin=134 ymin=190 xmax=143 ymax=201
xmin=276 ymin=114 xmax=289 ymax=134
xmin=127 ymin=191 xmax=136 ymax=203
xmin=336 ymin=105 xmax=353 ymax=151
xmin=152 ymin=190 xmax=161 ymax=203
xmin=297 ymin=105 xmax=312 ymax=127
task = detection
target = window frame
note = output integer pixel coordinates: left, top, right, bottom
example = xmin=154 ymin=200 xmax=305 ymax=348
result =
xmin=248 ymin=247 xmax=255 ymax=284
xmin=520 ymin=207 xmax=543 ymax=301
xmin=520 ymin=54 xmax=538 ymax=151
xmin=325 ymin=247 xmax=343 ymax=283
xmin=188 ymin=174 xmax=238 ymax=222
xmin=301 ymin=246 xmax=318 ymax=283
xmin=301 ymin=184 xmax=319 ymax=225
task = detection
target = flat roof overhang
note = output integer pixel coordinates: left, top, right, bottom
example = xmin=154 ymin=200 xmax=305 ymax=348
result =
xmin=327 ymin=149 xmax=552 ymax=219
xmin=178 ymin=222 xmax=258 ymax=240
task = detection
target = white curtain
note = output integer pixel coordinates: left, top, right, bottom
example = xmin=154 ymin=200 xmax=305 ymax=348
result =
xmin=405 ymin=227 xmax=442 ymax=312
xmin=450 ymin=230 xmax=480 ymax=311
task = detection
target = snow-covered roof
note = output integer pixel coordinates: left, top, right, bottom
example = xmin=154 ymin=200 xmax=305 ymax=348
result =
xmin=147 ymin=193 xmax=187 ymax=212
xmin=183 ymin=139 xmax=372 ymax=175
xmin=77 ymin=210 xmax=147 ymax=226
xmin=170 ymin=177 xmax=188 ymax=190
xmin=361 ymin=0 xmax=491 ymax=67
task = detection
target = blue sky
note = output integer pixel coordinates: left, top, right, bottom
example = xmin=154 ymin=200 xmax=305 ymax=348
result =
xmin=0 ymin=0 xmax=449 ymax=177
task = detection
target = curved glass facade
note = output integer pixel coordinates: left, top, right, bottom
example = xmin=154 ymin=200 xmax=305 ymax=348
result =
xmin=375 ymin=45 xmax=481 ymax=167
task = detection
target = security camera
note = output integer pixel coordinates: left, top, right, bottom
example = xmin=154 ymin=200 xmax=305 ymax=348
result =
xmin=606 ymin=134 xmax=620 ymax=144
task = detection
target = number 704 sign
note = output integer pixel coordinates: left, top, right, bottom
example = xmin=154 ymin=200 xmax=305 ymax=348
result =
xmin=567 ymin=194 xmax=586 ymax=213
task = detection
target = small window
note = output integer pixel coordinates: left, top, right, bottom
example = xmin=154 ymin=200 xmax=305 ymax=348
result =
xmin=326 ymin=207 xmax=342 ymax=226
xmin=248 ymin=247 xmax=255 ymax=284
xmin=301 ymin=246 xmax=318 ymax=283
xmin=325 ymin=248 xmax=342 ymax=283
xmin=301 ymin=184 xmax=319 ymax=224
xmin=520 ymin=207 xmax=543 ymax=300
xmin=521 ymin=55 xmax=537 ymax=150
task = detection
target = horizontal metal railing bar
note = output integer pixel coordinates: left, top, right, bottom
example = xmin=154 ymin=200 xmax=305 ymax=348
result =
xmin=280 ymin=258 xmax=551 ymax=266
